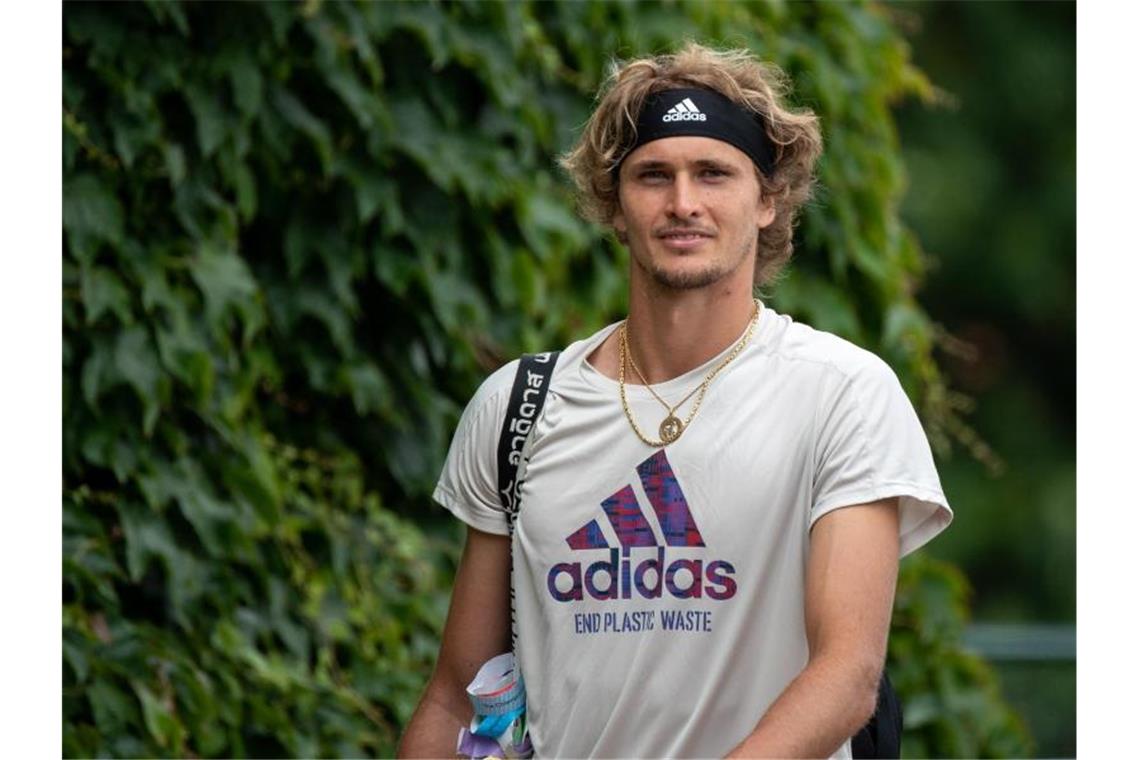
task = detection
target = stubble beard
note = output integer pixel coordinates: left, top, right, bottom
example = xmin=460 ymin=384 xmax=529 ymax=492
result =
xmin=636 ymin=235 xmax=757 ymax=291
xmin=644 ymin=260 xmax=729 ymax=290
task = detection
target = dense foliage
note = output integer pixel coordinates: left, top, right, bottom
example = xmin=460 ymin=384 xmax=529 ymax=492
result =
xmin=63 ymin=1 xmax=1030 ymax=756
xmin=895 ymin=0 xmax=1076 ymax=623
xmin=891 ymin=555 xmax=1032 ymax=757
xmin=891 ymin=4 xmax=1075 ymax=754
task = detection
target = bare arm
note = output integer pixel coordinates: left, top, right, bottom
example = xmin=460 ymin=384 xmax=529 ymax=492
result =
xmin=398 ymin=526 xmax=512 ymax=758
xmin=726 ymin=499 xmax=900 ymax=758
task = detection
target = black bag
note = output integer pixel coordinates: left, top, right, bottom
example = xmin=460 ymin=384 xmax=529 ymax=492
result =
xmin=496 ymin=352 xmax=901 ymax=758
xmin=851 ymin=670 xmax=902 ymax=759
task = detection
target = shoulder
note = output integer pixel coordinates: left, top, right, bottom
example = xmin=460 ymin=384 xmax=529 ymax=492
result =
xmin=763 ymin=310 xmax=896 ymax=386
xmin=467 ymin=359 xmax=521 ymax=417
xmin=457 ymin=323 xmax=614 ymax=430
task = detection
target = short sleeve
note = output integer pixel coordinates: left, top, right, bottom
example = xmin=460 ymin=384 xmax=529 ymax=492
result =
xmin=433 ymin=361 xmax=519 ymax=536
xmin=810 ymin=356 xmax=953 ymax=557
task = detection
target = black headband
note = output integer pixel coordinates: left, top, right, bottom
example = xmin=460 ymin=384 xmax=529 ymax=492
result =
xmin=619 ymin=87 xmax=776 ymax=176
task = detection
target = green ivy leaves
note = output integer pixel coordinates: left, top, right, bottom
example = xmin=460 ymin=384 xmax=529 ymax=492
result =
xmin=64 ymin=174 xmax=124 ymax=263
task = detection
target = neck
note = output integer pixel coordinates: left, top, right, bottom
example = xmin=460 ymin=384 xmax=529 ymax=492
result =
xmin=624 ymin=287 xmax=756 ymax=384
xmin=585 ymin=257 xmax=761 ymax=385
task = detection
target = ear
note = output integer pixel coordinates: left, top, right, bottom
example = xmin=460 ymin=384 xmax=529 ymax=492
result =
xmin=612 ymin=207 xmax=629 ymax=243
xmin=757 ymin=194 xmax=776 ymax=230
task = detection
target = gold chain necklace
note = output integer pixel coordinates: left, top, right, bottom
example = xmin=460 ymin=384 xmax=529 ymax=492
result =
xmin=619 ymin=300 xmax=760 ymax=447
xmin=626 ymin=341 xmax=706 ymax=433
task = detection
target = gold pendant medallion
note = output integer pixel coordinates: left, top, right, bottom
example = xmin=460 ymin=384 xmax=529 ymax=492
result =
xmin=659 ymin=415 xmax=684 ymax=444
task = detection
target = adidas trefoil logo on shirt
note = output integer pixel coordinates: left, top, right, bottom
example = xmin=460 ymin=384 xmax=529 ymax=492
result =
xmin=662 ymin=97 xmax=707 ymax=122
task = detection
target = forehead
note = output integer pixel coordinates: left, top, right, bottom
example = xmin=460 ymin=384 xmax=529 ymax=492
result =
xmin=623 ymin=135 xmax=754 ymax=169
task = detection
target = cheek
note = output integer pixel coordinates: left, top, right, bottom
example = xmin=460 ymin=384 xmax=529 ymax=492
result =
xmin=617 ymin=203 xmax=653 ymax=235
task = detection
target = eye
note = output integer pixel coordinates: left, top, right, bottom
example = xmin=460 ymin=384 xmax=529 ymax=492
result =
xmin=700 ymin=167 xmax=731 ymax=179
xmin=638 ymin=169 xmax=668 ymax=182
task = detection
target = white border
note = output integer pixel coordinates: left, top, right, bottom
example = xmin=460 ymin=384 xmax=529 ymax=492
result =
xmin=1 ymin=2 xmax=63 ymax=756
xmin=1077 ymin=3 xmax=1139 ymax=756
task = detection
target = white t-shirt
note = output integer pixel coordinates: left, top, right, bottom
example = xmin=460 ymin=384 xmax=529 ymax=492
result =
xmin=434 ymin=305 xmax=952 ymax=759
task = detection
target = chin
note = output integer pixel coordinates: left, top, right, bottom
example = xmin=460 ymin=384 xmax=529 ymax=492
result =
xmin=647 ymin=262 xmax=732 ymax=291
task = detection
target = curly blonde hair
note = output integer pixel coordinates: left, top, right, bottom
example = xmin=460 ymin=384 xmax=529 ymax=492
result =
xmin=560 ymin=43 xmax=823 ymax=285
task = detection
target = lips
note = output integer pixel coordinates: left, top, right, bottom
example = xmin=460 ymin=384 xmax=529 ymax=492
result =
xmin=656 ymin=228 xmax=714 ymax=249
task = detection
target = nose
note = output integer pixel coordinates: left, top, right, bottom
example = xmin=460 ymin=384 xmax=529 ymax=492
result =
xmin=666 ymin=174 xmax=701 ymax=219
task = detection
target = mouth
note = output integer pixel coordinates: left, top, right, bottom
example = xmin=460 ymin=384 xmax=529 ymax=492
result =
xmin=656 ymin=229 xmax=715 ymax=250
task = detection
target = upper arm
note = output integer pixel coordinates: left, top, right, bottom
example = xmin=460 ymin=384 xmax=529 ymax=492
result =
xmin=428 ymin=526 xmax=513 ymax=714
xmin=804 ymin=499 xmax=900 ymax=679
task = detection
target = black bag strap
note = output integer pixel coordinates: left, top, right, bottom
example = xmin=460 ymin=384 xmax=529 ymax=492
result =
xmin=496 ymin=351 xmax=560 ymax=522
xmin=850 ymin=669 xmax=903 ymax=758
xmin=495 ymin=351 xmax=560 ymax=649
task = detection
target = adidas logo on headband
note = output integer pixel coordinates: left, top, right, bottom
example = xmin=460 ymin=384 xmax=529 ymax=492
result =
xmin=662 ymin=97 xmax=707 ymax=122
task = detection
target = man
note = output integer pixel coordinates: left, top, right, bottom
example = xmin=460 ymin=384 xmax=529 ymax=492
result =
xmin=399 ymin=43 xmax=952 ymax=759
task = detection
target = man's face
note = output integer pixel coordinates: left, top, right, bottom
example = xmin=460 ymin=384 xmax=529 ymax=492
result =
xmin=613 ymin=136 xmax=776 ymax=292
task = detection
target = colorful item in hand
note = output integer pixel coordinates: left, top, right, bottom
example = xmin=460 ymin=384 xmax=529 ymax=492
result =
xmin=456 ymin=653 xmax=533 ymax=759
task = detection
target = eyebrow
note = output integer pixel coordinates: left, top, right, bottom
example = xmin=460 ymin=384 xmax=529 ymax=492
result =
xmin=627 ymin=158 xmax=739 ymax=173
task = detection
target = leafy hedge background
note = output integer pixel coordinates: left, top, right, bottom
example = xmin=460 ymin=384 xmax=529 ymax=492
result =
xmin=63 ymin=1 xmax=1033 ymax=756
